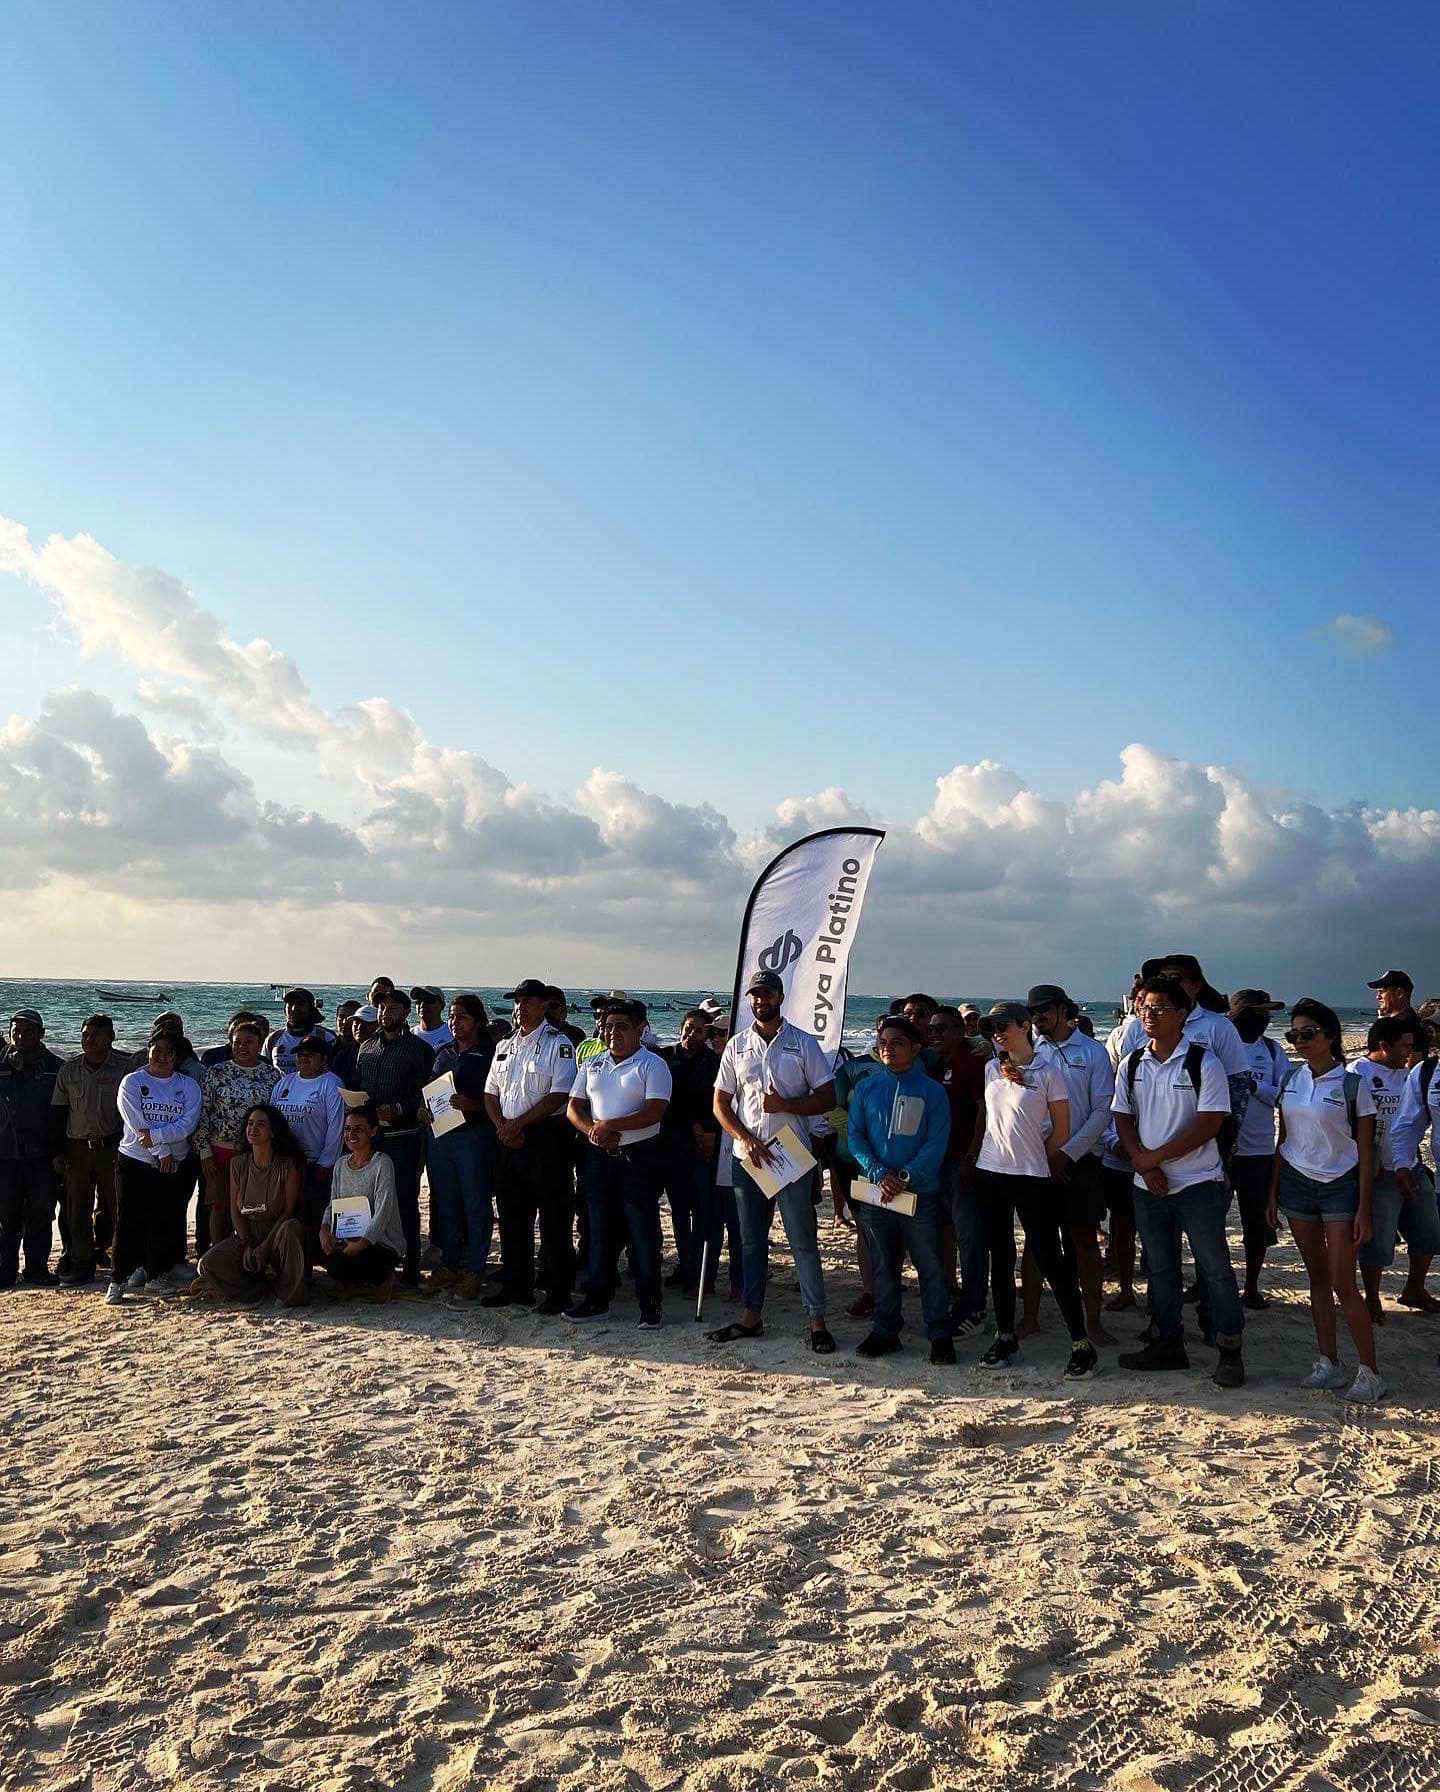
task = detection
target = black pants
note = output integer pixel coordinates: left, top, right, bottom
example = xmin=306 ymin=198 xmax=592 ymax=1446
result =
xmin=113 ymin=1155 xmax=190 ymax=1283
xmin=0 ymin=1157 xmax=60 ymax=1283
xmin=495 ymin=1123 xmax=574 ymax=1302
xmin=976 ymin=1168 xmax=1086 ymax=1341
xmin=321 ymin=1243 xmax=398 ymax=1285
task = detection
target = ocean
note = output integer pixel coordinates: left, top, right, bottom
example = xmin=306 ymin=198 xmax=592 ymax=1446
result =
xmin=0 ymin=977 xmax=1380 ymax=1055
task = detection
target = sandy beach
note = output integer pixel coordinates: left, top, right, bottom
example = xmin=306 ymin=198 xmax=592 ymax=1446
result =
xmin=4 ymin=1193 xmax=1440 ymax=1792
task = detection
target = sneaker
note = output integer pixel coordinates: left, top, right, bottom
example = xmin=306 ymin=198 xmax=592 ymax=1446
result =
xmin=563 ymin=1300 xmax=611 ymax=1323
xmin=1065 ymin=1341 xmax=1100 ymax=1381
xmin=637 ymin=1308 xmax=664 ymax=1330
xmin=57 ymin=1268 xmax=95 ymax=1287
xmin=929 ymin=1338 xmax=957 ymax=1366
xmin=1301 ymin=1356 xmax=1348 ymax=1390
xmin=446 ymin=1272 xmax=487 ymax=1304
xmin=22 ymin=1268 xmax=59 ymax=1287
xmin=856 ymin=1332 xmax=901 ymax=1358
xmin=978 ymin=1334 xmax=1020 ymax=1369
xmin=1117 ymin=1339 xmax=1191 ymax=1372
xmin=1344 ymin=1365 xmax=1388 ymax=1405
xmin=166 ymin=1263 xmax=198 ymax=1286
xmin=104 ymin=1281 xmax=125 ymax=1306
xmin=1212 ymin=1345 xmax=1246 ymax=1388
xmin=480 ymin=1289 xmax=528 ymax=1308
xmin=149 ymin=1278 xmax=179 ymax=1300
xmin=954 ymin=1310 xmax=988 ymax=1339
xmin=125 ymin=1269 xmax=147 ymax=1292
xmin=534 ymin=1296 xmax=570 ymax=1316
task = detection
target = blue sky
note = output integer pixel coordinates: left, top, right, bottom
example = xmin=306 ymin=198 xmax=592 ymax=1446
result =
xmin=1 ymin=2 xmax=1436 ymax=986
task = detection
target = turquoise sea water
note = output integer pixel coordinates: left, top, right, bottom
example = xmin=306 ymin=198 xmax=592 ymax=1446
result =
xmin=0 ymin=978 xmax=1378 ymax=1055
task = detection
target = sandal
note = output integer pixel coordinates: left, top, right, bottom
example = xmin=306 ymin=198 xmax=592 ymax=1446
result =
xmin=809 ymin=1327 xmax=837 ymax=1354
xmin=707 ymin=1320 xmax=764 ymax=1342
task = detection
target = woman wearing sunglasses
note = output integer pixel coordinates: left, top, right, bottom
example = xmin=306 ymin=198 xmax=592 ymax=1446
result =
xmin=964 ymin=1002 xmax=1097 ymax=1378
xmin=1267 ymin=998 xmax=1382 ymax=1402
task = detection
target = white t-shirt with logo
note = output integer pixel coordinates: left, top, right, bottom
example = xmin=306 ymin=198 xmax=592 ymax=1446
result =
xmin=1359 ymin=1059 xmax=1409 ymax=1174
xmin=1110 ymin=1040 xmax=1230 ymax=1193
xmin=414 ymin=1023 xmax=455 ymax=1050
xmin=1235 ymin=1036 xmax=1289 ymax=1158
xmin=1277 ymin=1063 xmax=1376 ymax=1182
xmin=715 ymin=1022 xmax=833 ymax=1147
xmin=976 ymin=1057 xmax=1069 ymax=1180
xmin=572 ymin=1046 xmax=673 ymax=1144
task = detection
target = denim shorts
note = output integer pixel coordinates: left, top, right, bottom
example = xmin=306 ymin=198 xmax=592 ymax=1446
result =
xmin=1277 ymin=1159 xmax=1359 ymax=1224
xmin=1359 ymin=1168 xmax=1440 ymax=1268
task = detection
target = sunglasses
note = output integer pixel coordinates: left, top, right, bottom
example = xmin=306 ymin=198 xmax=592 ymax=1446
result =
xmin=1138 ymin=1003 xmax=1177 ymax=1017
xmin=990 ymin=1018 xmax=1017 ymax=1034
xmin=1284 ymin=1026 xmax=1325 ymax=1045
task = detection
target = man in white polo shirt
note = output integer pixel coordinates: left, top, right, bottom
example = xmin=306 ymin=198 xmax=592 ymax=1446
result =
xmin=709 ymin=969 xmax=837 ymax=1353
xmin=1112 ymin=974 xmax=1246 ymax=1388
xmin=563 ymin=1002 xmax=673 ymax=1328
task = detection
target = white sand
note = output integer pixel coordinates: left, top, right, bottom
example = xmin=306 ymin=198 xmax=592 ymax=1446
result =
xmin=4 ymin=1210 xmax=1440 ymax=1791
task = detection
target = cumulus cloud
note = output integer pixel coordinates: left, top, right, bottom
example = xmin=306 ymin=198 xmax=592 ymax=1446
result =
xmin=1315 ymin=613 xmax=1395 ymax=658
xmin=3 ymin=513 xmax=1437 ymax=994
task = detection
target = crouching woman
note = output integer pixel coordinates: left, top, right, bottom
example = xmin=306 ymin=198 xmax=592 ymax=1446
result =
xmin=318 ymin=1104 xmax=406 ymax=1298
xmin=197 ymin=1104 xmax=309 ymax=1304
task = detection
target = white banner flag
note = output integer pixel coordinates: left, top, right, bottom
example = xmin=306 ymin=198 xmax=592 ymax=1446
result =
xmin=731 ymin=827 xmax=884 ymax=1064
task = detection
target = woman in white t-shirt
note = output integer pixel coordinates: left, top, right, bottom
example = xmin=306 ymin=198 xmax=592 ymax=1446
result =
xmin=1266 ymin=998 xmax=1382 ymax=1403
xmin=964 ymin=1003 xmax=1095 ymax=1379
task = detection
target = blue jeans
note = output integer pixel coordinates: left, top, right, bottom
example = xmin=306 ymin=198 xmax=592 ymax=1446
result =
xmin=942 ymin=1160 xmax=988 ymax=1318
xmin=734 ymin=1161 xmax=827 ymax=1318
xmin=586 ymin=1138 xmax=665 ymax=1313
xmin=858 ymin=1187 xmax=952 ymax=1342
xmin=427 ymin=1124 xmax=495 ymax=1275
xmin=1133 ymin=1177 xmax=1243 ymax=1345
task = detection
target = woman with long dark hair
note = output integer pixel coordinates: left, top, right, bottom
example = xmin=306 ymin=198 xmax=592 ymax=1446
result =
xmin=196 ymin=1104 xmax=308 ymax=1304
xmin=108 ymin=1032 xmax=204 ymax=1305
xmin=1267 ymin=998 xmax=1382 ymax=1402
xmin=318 ymin=1103 xmax=406 ymax=1299
xmin=965 ymin=1003 xmax=1097 ymax=1379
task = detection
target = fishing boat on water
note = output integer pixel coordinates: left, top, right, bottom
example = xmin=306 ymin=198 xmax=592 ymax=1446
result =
xmin=96 ymin=988 xmax=170 ymax=1003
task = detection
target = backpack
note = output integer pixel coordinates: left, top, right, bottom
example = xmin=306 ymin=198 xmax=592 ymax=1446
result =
xmin=1422 ymin=1056 xmax=1436 ymax=1109
xmin=1125 ymin=1042 xmax=1237 ymax=1164
xmin=1278 ymin=1066 xmax=1361 ymax=1135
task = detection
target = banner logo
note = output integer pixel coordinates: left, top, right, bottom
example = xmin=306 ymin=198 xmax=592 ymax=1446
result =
xmin=758 ymin=929 xmax=803 ymax=975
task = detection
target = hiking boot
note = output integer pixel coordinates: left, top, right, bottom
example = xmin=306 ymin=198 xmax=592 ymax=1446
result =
xmin=1212 ymin=1344 xmax=1246 ymax=1388
xmin=447 ymin=1272 xmax=487 ymax=1303
xmin=1118 ymin=1339 xmax=1190 ymax=1372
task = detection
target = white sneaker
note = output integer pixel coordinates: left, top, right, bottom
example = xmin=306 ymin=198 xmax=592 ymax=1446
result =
xmin=1344 ymin=1365 xmax=1388 ymax=1404
xmin=1300 ymin=1356 xmax=1348 ymax=1390
xmin=104 ymin=1282 xmax=125 ymax=1306
xmin=124 ymin=1268 xmax=146 ymax=1291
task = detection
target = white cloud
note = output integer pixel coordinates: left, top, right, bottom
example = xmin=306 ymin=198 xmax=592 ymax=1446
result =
xmin=2 ymin=514 xmax=1437 ymax=996
xmin=1315 ymin=613 xmax=1396 ymax=658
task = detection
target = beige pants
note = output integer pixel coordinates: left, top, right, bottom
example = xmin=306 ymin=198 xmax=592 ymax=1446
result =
xmin=198 ymin=1220 xmax=309 ymax=1305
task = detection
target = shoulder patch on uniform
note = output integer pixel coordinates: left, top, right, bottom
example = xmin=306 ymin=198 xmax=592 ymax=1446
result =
xmin=558 ymin=1044 xmax=573 ymax=1059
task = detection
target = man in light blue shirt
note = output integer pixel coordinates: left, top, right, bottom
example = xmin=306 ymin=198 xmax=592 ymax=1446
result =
xmin=846 ymin=1016 xmax=953 ymax=1364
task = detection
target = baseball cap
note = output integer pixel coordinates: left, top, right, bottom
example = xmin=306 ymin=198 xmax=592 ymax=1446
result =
xmin=10 ymin=1007 xmax=43 ymax=1026
xmin=354 ymin=1004 xmax=379 ymax=1023
xmin=503 ymin=978 xmax=550 ymax=1001
xmin=697 ymin=998 xmax=726 ymax=1018
xmin=1025 ymin=983 xmax=1068 ymax=1010
xmin=409 ymin=985 xmax=445 ymax=1005
xmin=282 ymin=987 xmax=316 ymax=1005
xmin=294 ymin=1032 xmax=330 ymax=1055
xmin=1229 ymin=989 xmax=1287 ymax=1015
xmin=1367 ymin=969 xmax=1414 ymax=992
xmin=746 ymin=969 xmax=785 ymax=997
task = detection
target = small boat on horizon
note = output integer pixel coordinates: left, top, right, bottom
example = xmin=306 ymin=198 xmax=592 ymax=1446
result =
xmin=96 ymin=988 xmax=170 ymax=1003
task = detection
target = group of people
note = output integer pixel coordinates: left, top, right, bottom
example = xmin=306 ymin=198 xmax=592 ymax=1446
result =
xmin=2 ymin=963 xmax=1436 ymax=1404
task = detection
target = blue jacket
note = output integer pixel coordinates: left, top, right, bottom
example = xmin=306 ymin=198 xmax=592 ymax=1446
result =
xmin=847 ymin=1065 xmax=951 ymax=1194
xmin=0 ymin=1045 xmax=62 ymax=1161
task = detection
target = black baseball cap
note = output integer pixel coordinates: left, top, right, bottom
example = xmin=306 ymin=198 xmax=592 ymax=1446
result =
xmin=283 ymin=987 xmax=316 ymax=1005
xmin=746 ymin=969 xmax=785 ymax=997
xmin=1367 ymin=969 xmax=1413 ymax=992
xmin=1229 ymin=989 xmax=1287 ymax=1015
xmin=294 ymin=1032 xmax=330 ymax=1056
xmin=409 ymin=985 xmax=445 ymax=1005
xmin=1025 ymin=984 xmax=1068 ymax=1010
xmin=503 ymin=978 xmax=550 ymax=1001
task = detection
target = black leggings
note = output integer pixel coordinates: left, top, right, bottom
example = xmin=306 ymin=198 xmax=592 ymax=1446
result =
xmin=976 ymin=1168 xmax=1087 ymax=1341
xmin=113 ymin=1154 xmax=190 ymax=1283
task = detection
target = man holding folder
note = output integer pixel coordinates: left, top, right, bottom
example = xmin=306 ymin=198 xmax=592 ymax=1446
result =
xmin=846 ymin=1015 xmax=954 ymax=1362
xmin=710 ymin=970 xmax=837 ymax=1352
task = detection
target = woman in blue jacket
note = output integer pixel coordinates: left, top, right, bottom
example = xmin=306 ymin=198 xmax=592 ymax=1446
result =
xmin=846 ymin=1016 xmax=954 ymax=1363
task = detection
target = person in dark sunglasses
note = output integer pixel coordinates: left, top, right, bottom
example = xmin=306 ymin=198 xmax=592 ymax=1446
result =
xmin=1267 ymin=998 xmax=1383 ymax=1403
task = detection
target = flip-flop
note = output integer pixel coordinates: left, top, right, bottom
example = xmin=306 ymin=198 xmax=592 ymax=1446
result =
xmin=707 ymin=1320 xmax=764 ymax=1343
xmin=809 ymin=1328 xmax=837 ymax=1354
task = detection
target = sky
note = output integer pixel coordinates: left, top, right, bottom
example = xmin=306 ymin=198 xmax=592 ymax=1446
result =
xmin=1 ymin=1 xmax=1437 ymax=998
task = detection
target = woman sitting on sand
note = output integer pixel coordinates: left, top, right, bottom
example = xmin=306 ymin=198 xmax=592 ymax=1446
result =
xmin=963 ymin=1002 xmax=1097 ymax=1379
xmin=1267 ymin=998 xmax=1383 ymax=1403
xmin=318 ymin=1104 xmax=407 ymax=1299
xmin=196 ymin=1105 xmax=308 ymax=1305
